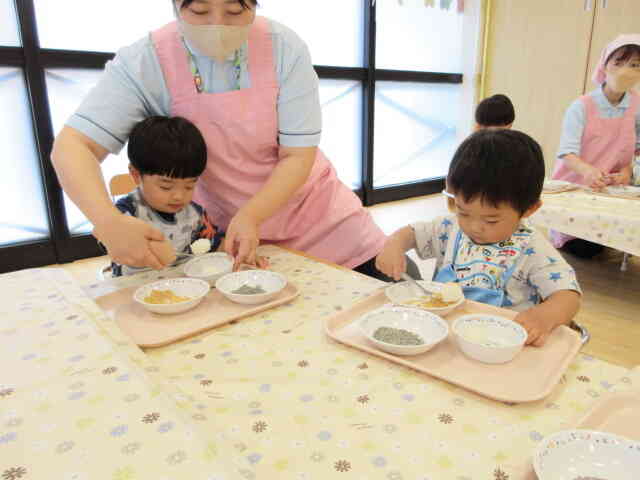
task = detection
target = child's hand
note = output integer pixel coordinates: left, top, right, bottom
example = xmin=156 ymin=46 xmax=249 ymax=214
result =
xmin=375 ymin=240 xmax=407 ymax=281
xmin=514 ymin=309 xmax=555 ymax=347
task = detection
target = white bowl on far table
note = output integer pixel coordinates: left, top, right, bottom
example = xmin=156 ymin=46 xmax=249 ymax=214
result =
xmin=358 ymin=305 xmax=449 ymax=356
xmin=452 ymin=314 xmax=527 ymax=364
xmin=183 ymin=252 xmax=233 ymax=285
xmin=533 ymin=429 xmax=640 ymax=480
xmin=133 ymin=278 xmax=210 ymax=315
xmin=215 ymin=270 xmax=287 ymax=305
xmin=385 ymin=280 xmax=464 ymax=316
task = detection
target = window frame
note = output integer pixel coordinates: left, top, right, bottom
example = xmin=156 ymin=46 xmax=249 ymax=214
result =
xmin=0 ymin=0 xmax=461 ymax=272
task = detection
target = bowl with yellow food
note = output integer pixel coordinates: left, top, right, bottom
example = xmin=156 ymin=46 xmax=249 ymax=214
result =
xmin=385 ymin=280 xmax=464 ymax=316
xmin=133 ymin=278 xmax=210 ymax=315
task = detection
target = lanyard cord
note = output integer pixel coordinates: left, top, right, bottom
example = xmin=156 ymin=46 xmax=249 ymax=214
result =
xmin=181 ymin=38 xmax=242 ymax=93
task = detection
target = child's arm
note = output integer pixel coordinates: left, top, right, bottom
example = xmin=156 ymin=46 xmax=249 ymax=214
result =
xmin=514 ymin=290 xmax=580 ymax=347
xmin=375 ymin=226 xmax=416 ymax=281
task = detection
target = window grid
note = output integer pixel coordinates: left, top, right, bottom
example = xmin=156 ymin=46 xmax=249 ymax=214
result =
xmin=0 ymin=0 xmax=458 ymax=272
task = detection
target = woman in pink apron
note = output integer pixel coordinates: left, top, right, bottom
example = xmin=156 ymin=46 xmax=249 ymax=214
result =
xmin=51 ymin=0 xmax=399 ymax=280
xmin=551 ymin=34 xmax=640 ymax=258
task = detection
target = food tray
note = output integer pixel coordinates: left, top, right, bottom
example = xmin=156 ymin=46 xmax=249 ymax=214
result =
xmin=521 ymin=371 xmax=640 ymax=479
xmin=324 ymin=288 xmax=582 ymax=403
xmin=96 ymin=282 xmax=299 ymax=348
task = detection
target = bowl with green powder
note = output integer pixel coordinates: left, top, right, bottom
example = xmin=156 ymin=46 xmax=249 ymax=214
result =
xmin=215 ymin=270 xmax=287 ymax=305
xmin=358 ymin=306 xmax=449 ymax=356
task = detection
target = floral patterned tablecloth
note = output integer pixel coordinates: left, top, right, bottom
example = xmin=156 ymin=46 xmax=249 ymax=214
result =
xmin=531 ymin=190 xmax=640 ymax=256
xmin=1 ymin=245 xmax=638 ymax=480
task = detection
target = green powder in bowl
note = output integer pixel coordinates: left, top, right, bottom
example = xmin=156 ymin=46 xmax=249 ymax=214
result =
xmin=372 ymin=326 xmax=424 ymax=346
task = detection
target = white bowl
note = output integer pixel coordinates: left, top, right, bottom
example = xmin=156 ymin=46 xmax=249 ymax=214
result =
xmin=133 ymin=278 xmax=210 ymax=315
xmin=452 ymin=314 xmax=527 ymax=364
xmin=183 ymin=252 xmax=233 ymax=285
xmin=385 ymin=280 xmax=464 ymax=316
xmin=215 ymin=270 xmax=287 ymax=305
xmin=358 ymin=305 xmax=449 ymax=356
xmin=533 ymin=429 xmax=640 ymax=480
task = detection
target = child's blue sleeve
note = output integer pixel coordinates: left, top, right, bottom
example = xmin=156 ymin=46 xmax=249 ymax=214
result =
xmin=114 ymin=194 xmax=136 ymax=216
xmin=556 ymin=99 xmax=586 ymax=160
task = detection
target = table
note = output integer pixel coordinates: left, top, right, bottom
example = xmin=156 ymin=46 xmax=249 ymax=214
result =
xmin=1 ymin=245 xmax=638 ymax=480
xmin=531 ymin=190 xmax=640 ymax=261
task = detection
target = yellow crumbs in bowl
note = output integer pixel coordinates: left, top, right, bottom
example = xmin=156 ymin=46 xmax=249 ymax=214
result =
xmin=144 ymin=289 xmax=191 ymax=304
xmin=404 ymin=294 xmax=455 ymax=309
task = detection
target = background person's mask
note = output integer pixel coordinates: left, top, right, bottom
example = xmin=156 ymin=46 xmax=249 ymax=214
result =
xmin=606 ymin=67 xmax=640 ymax=92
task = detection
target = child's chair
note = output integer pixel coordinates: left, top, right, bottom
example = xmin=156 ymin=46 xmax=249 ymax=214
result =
xmin=98 ymin=173 xmax=137 ymax=280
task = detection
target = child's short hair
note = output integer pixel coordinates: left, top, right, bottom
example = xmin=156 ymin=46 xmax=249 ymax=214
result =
xmin=127 ymin=116 xmax=207 ymax=178
xmin=475 ymin=94 xmax=515 ymax=128
xmin=447 ymin=129 xmax=544 ymax=215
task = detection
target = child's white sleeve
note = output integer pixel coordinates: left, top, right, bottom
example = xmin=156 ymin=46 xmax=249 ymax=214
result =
xmin=410 ymin=216 xmax=452 ymax=261
xmin=527 ymin=237 xmax=582 ymax=300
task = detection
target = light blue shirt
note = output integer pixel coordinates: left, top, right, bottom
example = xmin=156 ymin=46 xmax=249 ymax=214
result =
xmin=67 ymin=18 xmax=322 ymax=154
xmin=557 ymin=87 xmax=640 ymax=160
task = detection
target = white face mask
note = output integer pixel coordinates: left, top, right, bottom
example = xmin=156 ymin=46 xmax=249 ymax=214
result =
xmin=180 ymin=21 xmax=251 ymax=63
xmin=606 ymin=67 xmax=640 ymax=92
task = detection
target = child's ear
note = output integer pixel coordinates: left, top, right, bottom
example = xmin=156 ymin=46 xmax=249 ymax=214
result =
xmin=128 ymin=164 xmax=142 ymax=185
xmin=505 ymin=122 xmax=514 ymax=129
xmin=474 ymin=123 xmax=482 ymax=131
xmin=521 ymin=200 xmax=542 ymax=218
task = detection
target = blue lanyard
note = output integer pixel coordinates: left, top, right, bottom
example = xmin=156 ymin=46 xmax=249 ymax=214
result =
xmin=181 ymin=38 xmax=242 ymax=93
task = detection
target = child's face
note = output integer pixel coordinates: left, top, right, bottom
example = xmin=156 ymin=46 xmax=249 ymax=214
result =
xmin=133 ymin=170 xmax=198 ymax=214
xmin=453 ymin=194 xmax=540 ymax=245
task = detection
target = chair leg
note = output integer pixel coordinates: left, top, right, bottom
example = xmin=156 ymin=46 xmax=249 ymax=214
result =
xmin=621 ymin=253 xmax=630 ymax=272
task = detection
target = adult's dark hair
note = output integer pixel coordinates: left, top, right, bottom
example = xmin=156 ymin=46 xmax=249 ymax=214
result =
xmin=178 ymin=0 xmax=257 ymax=9
xmin=127 ymin=116 xmax=207 ymax=179
xmin=447 ymin=129 xmax=544 ymax=215
xmin=475 ymin=94 xmax=515 ymax=127
xmin=606 ymin=44 xmax=640 ymax=65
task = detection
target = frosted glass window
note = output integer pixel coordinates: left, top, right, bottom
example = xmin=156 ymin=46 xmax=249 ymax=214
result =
xmin=258 ymin=0 xmax=363 ymax=67
xmin=318 ymin=79 xmax=362 ymax=190
xmin=0 ymin=0 xmax=20 ymax=46
xmin=46 ymin=68 xmax=130 ymax=234
xmin=376 ymin=0 xmax=463 ymax=73
xmin=34 ymin=0 xmax=174 ymax=52
xmin=0 ymin=67 xmax=50 ymax=245
xmin=373 ymin=81 xmax=461 ymax=188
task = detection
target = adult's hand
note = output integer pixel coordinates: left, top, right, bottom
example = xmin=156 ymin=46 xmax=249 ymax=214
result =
xmin=93 ymin=213 xmax=167 ymax=270
xmin=224 ymin=210 xmax=260 ymax=269
xmin=578 ymin=163 xmax=607 ymax=189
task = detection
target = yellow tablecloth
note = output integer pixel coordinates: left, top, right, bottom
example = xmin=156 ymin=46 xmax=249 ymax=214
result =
xmin=531 ymin=190 xmax=640 ymax=255
xmin=1 ymin=245 xmax=638 ymax=480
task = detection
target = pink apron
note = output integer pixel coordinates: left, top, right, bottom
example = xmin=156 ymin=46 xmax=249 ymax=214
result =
xmin=550 ymin=91 xmax=639 ymax=248
xmin=152 ymin=18 xmax=386 ymax=268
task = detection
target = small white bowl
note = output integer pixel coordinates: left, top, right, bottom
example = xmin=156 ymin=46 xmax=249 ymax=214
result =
xmin=385 ymin=280 xmax=464 ymax=316
xmin=215 ymin=270 xmax=287 ymax=305
xmin=133 ymin=278 xmax=210 ymax=315
xmin=358 ymin=305 xmax=449 ymax=356
xmin=183 ymin=252 xmax=233 ymax=285
xmin=452 ymin=314 xmax=527 ymax=364
xmin=533 ymin=429 xmax=640 ymax=480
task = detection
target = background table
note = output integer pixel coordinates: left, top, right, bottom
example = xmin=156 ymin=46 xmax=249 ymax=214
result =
xmin=532 ymin=190 xmax=640 ymax=257
xmin=1 ymin=245 xmax=638 ymax=480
